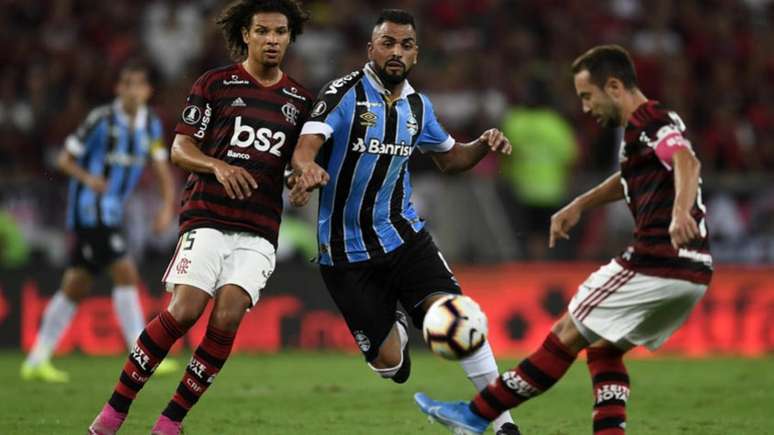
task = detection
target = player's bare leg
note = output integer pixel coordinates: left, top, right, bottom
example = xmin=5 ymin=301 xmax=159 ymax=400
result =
xmin=369 ymin=315 xmax=410 ymax=382
xmin=152 ymin=284 xmax=251 ymax=435
xmin=89 ymin=285 xmax=208 ymax=435
xmin=21 ymin=267 xmax=93 ymax=382
xmin=551 ymin=312 xmax=592 ymax=354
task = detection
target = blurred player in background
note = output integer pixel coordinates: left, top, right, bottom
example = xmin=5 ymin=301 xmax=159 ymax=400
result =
xmin=415 ymin=45 xmax=713 ymax=435
xmin=88 ymin=1 xmax=312 ymax=434
xmin=20 ymin=61 xmax=177 ymax=383
xmin=290 ymin=9 xmax=517 ymax=434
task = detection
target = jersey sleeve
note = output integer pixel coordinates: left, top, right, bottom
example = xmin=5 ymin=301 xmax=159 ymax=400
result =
xmin=299 ymin=76 xmax=358 ymax=141
xmin=175 ymin=72 xmax=213 ymax=142
xmin=415 ymin=96 xmax=455 ymax=154
xmin=64 ymin=108 xmax=108 ymax=157
xmin=148 ymin=115 xmax=168 ymax=161
xmin=648 ymin=118 xmax=694 ymax=170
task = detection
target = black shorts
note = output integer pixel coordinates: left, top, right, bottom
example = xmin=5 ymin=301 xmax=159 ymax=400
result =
xmin=68 ymin=226 xmax=128 ymax=274
xmin=320 ymin=229 xmax=461 ymax=362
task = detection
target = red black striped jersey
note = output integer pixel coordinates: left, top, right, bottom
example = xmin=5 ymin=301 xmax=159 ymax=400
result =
xmin=174 ymin=64 xmax=313 ymax=247
xmin=616 ymin=100 xmax=712 ymax=284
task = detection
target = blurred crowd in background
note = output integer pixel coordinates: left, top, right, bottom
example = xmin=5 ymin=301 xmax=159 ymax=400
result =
xmin=1 ymin=0 xmax=773 ymax=270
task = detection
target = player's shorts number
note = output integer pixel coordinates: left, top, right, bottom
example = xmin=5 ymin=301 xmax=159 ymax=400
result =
xmin=183 ymin=230 xmax=197 ymax=251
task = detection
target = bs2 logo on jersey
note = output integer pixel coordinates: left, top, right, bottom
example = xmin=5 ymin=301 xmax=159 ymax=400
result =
xmin=230 ymin=116 xmax=286 ymax=158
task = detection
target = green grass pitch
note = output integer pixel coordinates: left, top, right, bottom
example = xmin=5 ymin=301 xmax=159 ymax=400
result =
xmin=2 ymin=351 xmax=771 ymax=434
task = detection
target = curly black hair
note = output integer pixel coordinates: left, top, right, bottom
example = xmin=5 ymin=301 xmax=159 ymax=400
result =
xmin=217 ymin=0 xmax=310 ymax=61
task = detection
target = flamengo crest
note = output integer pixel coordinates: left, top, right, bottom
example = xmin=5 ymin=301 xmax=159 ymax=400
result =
xmin=282 ymin=102 xmax=300 ymax=125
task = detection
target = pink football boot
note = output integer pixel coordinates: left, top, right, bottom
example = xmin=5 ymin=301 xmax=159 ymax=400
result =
xmin=150 ymin=415 xmax=183 ymax=435
xmin=87 ymin=404 xmax=127 ymax=435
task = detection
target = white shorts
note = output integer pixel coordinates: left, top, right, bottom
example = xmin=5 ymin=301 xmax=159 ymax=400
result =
xmin=568 ymin=259 xmax=707 ymax=351
xmin=161 ymin=228 xmax=276 ymax=306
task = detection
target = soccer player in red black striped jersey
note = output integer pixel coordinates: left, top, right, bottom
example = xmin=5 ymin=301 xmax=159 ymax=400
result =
xmin=88 ymin=2 xmax=311 ymax=434
xmin=415 ymin=45 xmax=712 ymax=435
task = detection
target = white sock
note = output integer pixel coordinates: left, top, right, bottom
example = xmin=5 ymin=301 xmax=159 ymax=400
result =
xmin=368 ymin=321 xmax=409 ymax=378
xmin=26 ymin=291 xmax=77 ymax=366
xmin=459 ymin=342 xmax=514 ymax=430
xmin=396 ymin=319 xmax=409 ymax=350
xmin=112 ymin=285 xmax=146 ymax=347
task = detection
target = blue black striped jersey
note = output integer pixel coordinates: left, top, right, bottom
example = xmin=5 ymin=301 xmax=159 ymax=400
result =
xmin=64 ymin=100 xmax=168 ymax=230
xmin=301 ymin=63 xmax=455 ymax=266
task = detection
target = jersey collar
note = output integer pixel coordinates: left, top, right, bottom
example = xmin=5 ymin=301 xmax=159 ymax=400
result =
xmin=363 ymin=62 xmax=415 ymax=100
xmin=627 ymin=100 xmax=659 ymax=129
xmin=113 ymin=99 xmax=148 ymax=131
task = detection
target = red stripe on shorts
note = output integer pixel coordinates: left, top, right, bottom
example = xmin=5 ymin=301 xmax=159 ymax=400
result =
xmin=572 ymin=270 xmax=626 ymax=319
xmin=572 ymin=269 xmax=631 ymax=321
xmin=575 ymin=270 xmax=635 ymax=321
xmin=161 ymin=235 xmax=185 ymax=283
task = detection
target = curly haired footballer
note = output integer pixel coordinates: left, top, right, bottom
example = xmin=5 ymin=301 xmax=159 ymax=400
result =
xmin=217 ymin=0 xmax=310 ymax=60
xmin=88 ymin=1 xmax=315 ymax=434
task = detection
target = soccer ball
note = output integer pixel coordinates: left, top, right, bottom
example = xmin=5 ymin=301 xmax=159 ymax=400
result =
xmin=422 ymin=295 xmax=488 ymax=360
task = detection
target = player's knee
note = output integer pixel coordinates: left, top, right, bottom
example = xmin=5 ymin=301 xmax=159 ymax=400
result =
xmin=168 ymin=303 xmax=204 ymax=330
xmin=551 ymin=314 xmax=574 ymax=336
xmin=62 ymin=285 xmax=88 ymax=302
xmin=61 ymin=269 xmax=93 ymax=302
xmin=368 ymin=354 xmax=403 ymax=379
xmin=551 ymin=314 xmax=587 ymax=354
xmin=209 ymin=305 xmax=247 ymax=332
xmin=62 ymin=291 xmax=86 ymax=303
xmin=375 ymin=349 xmax=402 ymax=368
xmin=110 ymin=260 xmax=139 ymax=286
xmin=367 ymin=343 xmax=403 ymax=379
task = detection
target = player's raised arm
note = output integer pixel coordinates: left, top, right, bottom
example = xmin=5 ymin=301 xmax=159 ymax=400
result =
xmin=549 ymin=171 xmax=625 ymax=248
xmin=410 ymin=93 xmax=511 ymax=174
xmin=170 ymin=134 xmax=257 ymax=200
xmin=430 ymin=128 xmax=512 ymax=174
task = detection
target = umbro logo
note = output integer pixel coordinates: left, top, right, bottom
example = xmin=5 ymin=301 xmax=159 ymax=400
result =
xmin=231 ymin=97 xmax=246 ymax=107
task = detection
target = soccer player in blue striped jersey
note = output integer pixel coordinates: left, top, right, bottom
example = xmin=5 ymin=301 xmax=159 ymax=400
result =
xmin=290 ymin=9 xmax=517 ymax=433
xmin=21 ymin=61 xmax=177 ymax=383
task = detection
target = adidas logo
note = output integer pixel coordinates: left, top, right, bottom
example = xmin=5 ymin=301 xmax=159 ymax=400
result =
xmin=231 ymin=97 xmax=246 ymax=107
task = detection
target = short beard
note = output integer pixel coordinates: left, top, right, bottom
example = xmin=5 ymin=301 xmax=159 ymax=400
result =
xmin=372 ymin=61 xmax=410 ymax=88
xmin=606 ymin=110 xmax=623 ymax=128
xmin=600 ymin=103 xmax=623 ymax=128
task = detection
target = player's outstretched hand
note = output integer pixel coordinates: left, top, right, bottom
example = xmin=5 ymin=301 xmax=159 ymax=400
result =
xmin=294 ymin=161 xmax=330 ymax=193
xmin=479 ymin=128 xmax=512 ymax=155
xmin=289 ymin=183 xmax=311 ymax=207
xmin=212 ymin=160 xmax=257 ymax=200
xmin=549 ymin=202 xmax=582 ymax=248
xmin=669 ymin=211 xmax=700 ymax=249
